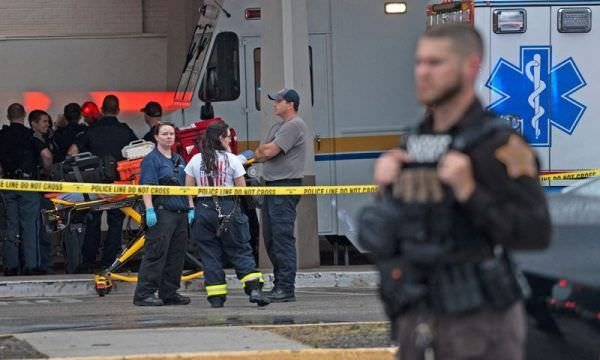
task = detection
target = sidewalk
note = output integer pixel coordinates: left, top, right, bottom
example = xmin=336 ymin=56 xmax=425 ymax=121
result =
xmin=9 ymin=325 xmax=395 ymax=359
xmin=0 ymin=266 xmax=379 ymax=298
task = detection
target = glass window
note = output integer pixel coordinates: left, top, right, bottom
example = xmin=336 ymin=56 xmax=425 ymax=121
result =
xmin=254 ymin=48 xmax=261 ymax=111
xmin=174 ymin=24 xmax=215 ymax=104
xmin=253 ymin=46 xmax=314 ymax=111
xmin=199 ymin=32 xmax=240 ymax=102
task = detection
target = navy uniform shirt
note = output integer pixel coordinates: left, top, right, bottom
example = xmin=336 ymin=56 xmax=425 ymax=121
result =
xmin=53 ymin=123 xmax=86 ymax=163
xmin=143 ymin=125 xmax=158 ymax=144
xmin=0 ymin=123 xmax=45 ymax=179
xmin=139 ymin=148 xmax=189 ymax=211
xmin=77 ymin=116 xmax=137 ymax=161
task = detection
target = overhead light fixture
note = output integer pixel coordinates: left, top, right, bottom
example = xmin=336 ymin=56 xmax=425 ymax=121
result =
xmin=385 ymin=2 xmax=407 ymax=15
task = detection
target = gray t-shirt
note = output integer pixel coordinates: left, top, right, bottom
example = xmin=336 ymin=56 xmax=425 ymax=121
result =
xmin=262 ymin=116 xmax=307 ymax=181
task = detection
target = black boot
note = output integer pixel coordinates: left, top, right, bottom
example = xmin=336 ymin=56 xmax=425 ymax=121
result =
xmin=208 ymin=295 xmax=226 ymax=308
xmin=244 ymin=279 xmax=270 ymax=307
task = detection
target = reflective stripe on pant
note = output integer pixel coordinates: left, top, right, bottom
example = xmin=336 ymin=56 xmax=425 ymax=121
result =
xmin=206 ymin=284 xmax=228 ymax=297
xmin=3 ymin=191 xmax=40 ymax=269
xmin=240 ymin=272 xmax=264 ymax=287
xmin=192 ymin=198 xmax=258 ymax=295
xmin=134 ymin=209 xmax=188 ymax=300
xmin=262 ymin=193 xmax=300 ymax=292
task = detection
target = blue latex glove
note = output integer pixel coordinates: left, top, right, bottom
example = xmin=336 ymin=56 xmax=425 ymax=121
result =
xmin=145 ymin=208 xmax=157 ymax=227
xmin=188 ymin=208 xmax=195 ymax=224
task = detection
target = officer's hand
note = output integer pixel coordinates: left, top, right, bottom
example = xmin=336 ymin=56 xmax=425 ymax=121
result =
xmin=145 ymin=208 xmax=157 ymax=227
xmin=373 ymin=149 xmax=410 ymax=187
xmin=437 ymin=151 xmax=475 ymax=202
xmin=188 ymin=208 xmax=195 ymax=224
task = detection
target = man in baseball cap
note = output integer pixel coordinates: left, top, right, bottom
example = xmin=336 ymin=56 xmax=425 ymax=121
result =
xmin=255 ymin=87 xmax=307 ymax=302
xmin=141 ymin=101 xmax=162 ymax=143
xmin=267 ymin=88 xmax=300 ymax=111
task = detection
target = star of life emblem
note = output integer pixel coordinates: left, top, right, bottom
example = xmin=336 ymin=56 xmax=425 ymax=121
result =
xmin=486 ymin=46 xmax=587 ymax=147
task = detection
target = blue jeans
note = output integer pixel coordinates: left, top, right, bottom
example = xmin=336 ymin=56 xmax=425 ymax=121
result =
xmin=262 ymin=180 xmax=301 ymax=292
xmin=3 ymin=191 xmax=40 ymax=270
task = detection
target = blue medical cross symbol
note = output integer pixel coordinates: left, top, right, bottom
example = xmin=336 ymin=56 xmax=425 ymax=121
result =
xmin=486 ymin=46 xmax=586 ymax=147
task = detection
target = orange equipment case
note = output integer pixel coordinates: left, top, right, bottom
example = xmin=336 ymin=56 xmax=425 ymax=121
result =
xmin=172 ymin=118 xmax=238 ymax=163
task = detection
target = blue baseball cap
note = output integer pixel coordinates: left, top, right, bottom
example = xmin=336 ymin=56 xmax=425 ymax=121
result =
xmin=268 ymin=88 xmax=300 ymax=107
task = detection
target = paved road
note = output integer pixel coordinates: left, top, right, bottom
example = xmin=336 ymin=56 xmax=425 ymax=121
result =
xmin=0 ymin=288 xmax=386 ymax=334
xmin=1 ymin=287 xmax=598 ymax=359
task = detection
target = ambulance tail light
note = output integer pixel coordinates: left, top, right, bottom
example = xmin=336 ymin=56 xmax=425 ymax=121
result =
xmin=245 ymin=8 xmax=261 ymax=20
xmin=426 ymin=1 xmax=474 ymax=28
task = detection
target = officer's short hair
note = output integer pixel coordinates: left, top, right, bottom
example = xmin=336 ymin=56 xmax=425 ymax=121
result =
xmin=101 ymin=94 xmax=120 ymax=115
xmin=422 ymin=24 xmax=483 ymax=58
xmin=64 ymin=103 xmax=82 ymax=124
xmin=7 ymin=103 xmax=25 ymax=121
xmin=28 ymin=110 xmax=49 ymax=127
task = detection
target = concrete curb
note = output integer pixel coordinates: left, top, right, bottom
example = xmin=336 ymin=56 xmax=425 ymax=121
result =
xmin=0 ymin=271 xmax=379 ymax=298
xmin=49 ymin=348 xmax=397 ymax=360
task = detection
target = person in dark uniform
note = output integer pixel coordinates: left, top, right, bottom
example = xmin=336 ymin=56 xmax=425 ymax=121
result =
xmin=29 ymin=110 xmax=57 ymax=274
xmin=81 ymin=101 xmax=101 ymax=127
xmin=133 ymin=122 xmax=192 ymax=306
xmin=54 ymin=103 xmax=86 ymax=163
xmin=72 ymin=94 xmax=138 ymax=270
xmin=0 ymin=104 xmax=51 ymax=275
xmin=185 ymin=122 xmax=270 ymax=308
xmin=141 ymin=101 xmax=162 ymax=144
xmin=370 ymin=24 xmax=551 ymax=360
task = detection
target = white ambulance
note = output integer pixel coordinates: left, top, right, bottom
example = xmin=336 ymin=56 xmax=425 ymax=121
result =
xmin=169 ymin=0 xmax=428 ymax=249
xmin=427 ymin=0 xmax=599 ymax=188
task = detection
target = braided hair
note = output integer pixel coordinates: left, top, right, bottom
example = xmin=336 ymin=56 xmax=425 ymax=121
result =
xmin=199 ymin=122 xmax=229 ymax=176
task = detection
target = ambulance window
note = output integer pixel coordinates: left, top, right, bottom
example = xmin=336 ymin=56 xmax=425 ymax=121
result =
xmin=253 ymin=46 xmax=314 ymax=111
xmin=254 ymin=48 xmax=261 ymax=111
xmin=199 ymin=32 xmax=240 ymax=102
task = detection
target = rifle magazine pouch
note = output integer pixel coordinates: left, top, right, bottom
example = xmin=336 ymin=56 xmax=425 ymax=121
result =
xmin=478 ymin=256 xmax=521 ymax=310
xmin=433 ymin=263 xmax=485 ymax=314
xmin=377 ymin=257 xmax=427 ymax=318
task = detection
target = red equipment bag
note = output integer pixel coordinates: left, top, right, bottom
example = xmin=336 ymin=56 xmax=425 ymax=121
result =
xmin=173 ymin=118 xmax=238 ymax=163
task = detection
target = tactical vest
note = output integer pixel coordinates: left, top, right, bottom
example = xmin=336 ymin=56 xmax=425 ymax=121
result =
xmin=358 ymin=117 xmax=526 ymax=320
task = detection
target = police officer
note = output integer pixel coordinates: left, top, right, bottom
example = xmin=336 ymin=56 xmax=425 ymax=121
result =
xmin=72 ymin=94 xmax=138 ymax=270
xmin=370 ymin=25 xmax=551 ymax=359
xmin=0 ymin=104 xmax=52 ymax=275
xmin=185 ymin=122 xmax=270 ymax=308
xmin=133 ymin=122 xmax=192 ymax=306
xmin=141 ymin=101 xmax=162 ymax=144
xmin=54 ymin=103 xmax=86 ymax=163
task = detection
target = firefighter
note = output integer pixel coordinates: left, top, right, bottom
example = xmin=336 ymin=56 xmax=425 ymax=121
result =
xmin=185 ymin=122 xmax=270 ymax=308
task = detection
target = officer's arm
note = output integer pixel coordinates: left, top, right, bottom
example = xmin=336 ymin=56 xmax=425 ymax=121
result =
xmin=185 ymin=174 xmax=198 ymax=208
xmin=255 ymin=142 xmax=281 ymax=162
xmin=67 ymin=144 xmax=79 ymax=155
xmin=40 ymin=148 xmax=53 ymax=173
xmin=234 ymin=176 xmax=246 ymax=187
xmin=142 ymin=194 xmax=153 ymax=210
xmin=461 ymin=137 xmax=551 ymax=250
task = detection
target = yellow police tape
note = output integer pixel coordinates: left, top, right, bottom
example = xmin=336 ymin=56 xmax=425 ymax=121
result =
xmin=0 ymin=179 xmax=378 ymax=196
xmin=0 ymin=170 xmax=598 ymax=196
xmin=539 ymin=169 xmax=600 ymax=182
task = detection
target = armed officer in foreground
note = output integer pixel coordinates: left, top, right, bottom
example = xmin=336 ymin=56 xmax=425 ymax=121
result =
xmin=363 ymin=24 xmax=551 ymax=359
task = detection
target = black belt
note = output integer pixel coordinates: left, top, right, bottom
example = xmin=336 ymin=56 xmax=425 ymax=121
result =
xmin=156 ymin=206 xmax=190 ymax=214
xmin=195 ymin=196 xmax=237 ymax=203
xmin=265 ymin=178 xmax=302 ymax=185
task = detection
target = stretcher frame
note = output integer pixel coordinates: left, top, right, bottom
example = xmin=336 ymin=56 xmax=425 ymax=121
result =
xmin=43 ymin=192 xmax=204 ymax=296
